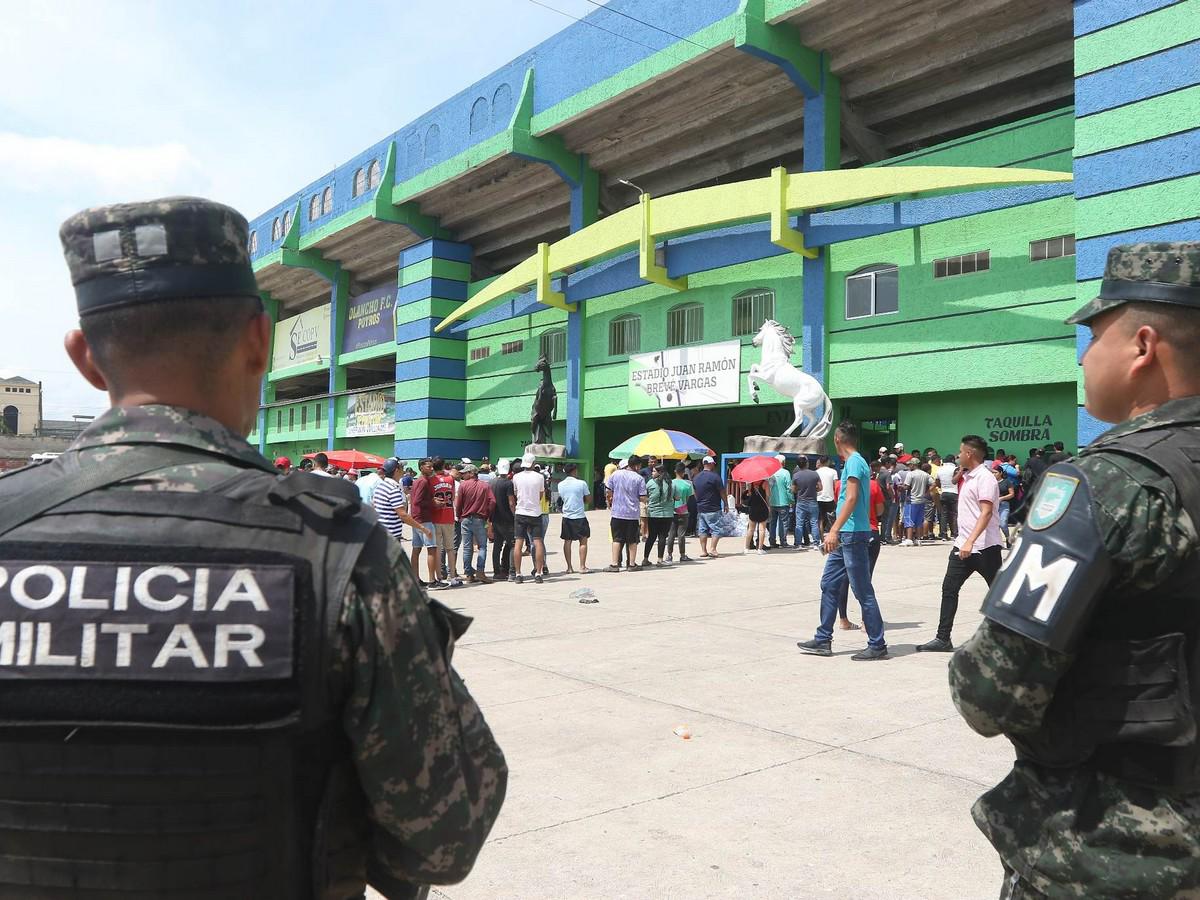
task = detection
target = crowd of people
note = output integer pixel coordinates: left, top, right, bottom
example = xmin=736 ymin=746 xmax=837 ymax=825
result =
xmin=268 ymin=437 xmax=1072 ymax=597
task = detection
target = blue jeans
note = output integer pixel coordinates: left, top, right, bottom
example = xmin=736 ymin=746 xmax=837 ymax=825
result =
xmin=768 ymin=506 xmax=790 ymax=546
xmin=794 ymin=500 xmax=819 ymax=546
xmin=460 ymin=517 xmax=488 ymax=575
xmin=834 ymin=531 xmax=881 ymax=619
xmin=814 ymin=531 xmax=886 ymax=649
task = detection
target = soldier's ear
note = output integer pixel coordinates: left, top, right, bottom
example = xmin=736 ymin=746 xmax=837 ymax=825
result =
xmin=243 ymin=311 xmax=271 ymax=377
xmin=64 ymin=329 xmax=109 ymax=392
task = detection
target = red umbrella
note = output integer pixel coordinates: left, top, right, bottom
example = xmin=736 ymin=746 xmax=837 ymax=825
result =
xmin=729 ymin=455 xmax=782 ymax=483
xmin=302 ymin=449 xmax=389 ymax=470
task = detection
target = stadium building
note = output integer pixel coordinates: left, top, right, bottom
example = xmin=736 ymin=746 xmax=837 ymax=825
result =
xmin=247 ymin=0 xmax=1200 ymax=473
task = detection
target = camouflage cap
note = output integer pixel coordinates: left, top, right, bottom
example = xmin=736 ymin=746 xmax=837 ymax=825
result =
xmin=59 ymin=197 xmax=259 ymax=316
xmin=1066 ymin=241 xmax=1200 ymax=326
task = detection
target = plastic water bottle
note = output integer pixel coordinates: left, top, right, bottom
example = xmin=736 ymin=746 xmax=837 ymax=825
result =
xmin=570 ymin=588 xmax=598 ymax=604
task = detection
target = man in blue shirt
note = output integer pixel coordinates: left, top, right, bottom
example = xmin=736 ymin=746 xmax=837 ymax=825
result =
xmin=766 ymin=454 xmax=793 ymax=549
xmin=557 ymin=462 xmax=592 ymax=573
xmin=797 ymin=421 xmax=889 ymax=660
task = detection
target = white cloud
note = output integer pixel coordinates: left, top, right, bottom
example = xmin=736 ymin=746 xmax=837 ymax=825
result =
xmin=0 ymin=133 xmax=203 ymax=196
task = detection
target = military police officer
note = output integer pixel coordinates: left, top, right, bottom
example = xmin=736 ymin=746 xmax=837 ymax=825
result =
xmin=949 ymin=242 xmax=1200 ymax=898
xmin=0 ymin=198 xmax=506 ymax=898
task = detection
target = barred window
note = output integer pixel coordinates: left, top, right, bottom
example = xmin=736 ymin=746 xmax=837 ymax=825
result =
xmin=667 ymin=302 xmax=704 ymax=347
xmin=288 ymin=408 xmax=295 ymax=430
xmin=276 ymin=409 xmax=281 ymax=431
xmin=539 ymin=329 xmax=566 ymax=364
xmin=933 ymin=250 xmax=990 ymax=279
xmin=732 ymin=289 xmax=775 ymax=336
xmin=352 ymin=167 xmax=367 ymax=198
xmin=301 ymin=406 xmax=307 ymax=428
xmin=845 ymin=264 xmax=899 ymax=319
xmin=470 ymin=346 xmax=491 ymax=362
xmin=502 ymin=340 xmax=523 ymax=355
xmin=271 ymin=217 xmax=281 ymax=241
xmin=315 ymin=403 xmax=321 ymax=429
xmin=321 ymin=186 xmax=333 ymax=215
xmin=1030 ymin=234 xmax=1075 ymax=262
xmin=609 ymin=314 xmax=641 ymax=356
xmin=367 ymin=159 xmax=381 ymax=190
xmin=308 ymin=195 xmax=320 ymax=222
xmin=281 ymin=210 xmax=292 ymax=236
xmin=248 ymin=230 xmax=258 ymax=254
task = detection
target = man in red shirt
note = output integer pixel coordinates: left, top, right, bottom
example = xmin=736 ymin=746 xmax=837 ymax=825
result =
xmin=454 ymin=464 xmax=496 ymax=584
xmin=407 ymin=457 xmax=440 ymax=587
xmin=829 ymin=463 xmax=887 ymax=630
xmin=429 ymin=457 xmax=460 ymax=587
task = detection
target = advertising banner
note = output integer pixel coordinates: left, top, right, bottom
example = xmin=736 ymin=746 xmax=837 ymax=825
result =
xmin=628 ymin=340 xmax=741 ymax=410
xmin=341 ymin=286 xmax=396 ymax=354
xmin=272 ymin=304 xmax=331 ymax=370
xmin=345 ymin=390 xmax=396 ymax=437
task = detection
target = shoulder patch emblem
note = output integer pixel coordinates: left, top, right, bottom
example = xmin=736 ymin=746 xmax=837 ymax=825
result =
xmin=1028 ymin=472 xmax=1080 ymax=531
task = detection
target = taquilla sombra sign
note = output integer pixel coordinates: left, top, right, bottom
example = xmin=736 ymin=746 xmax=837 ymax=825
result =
xmin=0 ymin=562 xmax=293 ymax=680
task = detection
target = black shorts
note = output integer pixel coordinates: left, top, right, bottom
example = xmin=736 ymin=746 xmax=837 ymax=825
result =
xmin=610 ymin=517 xmax=640 ymax=544
xmin=561 ymin=517 xmax=591 ymax=541
xmin=514 ymin=514 xmax=544 ymax=543
xmin=818 ymin=500 xmax=836 ymax=519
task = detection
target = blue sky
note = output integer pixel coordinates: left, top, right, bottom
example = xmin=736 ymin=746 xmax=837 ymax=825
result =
xmin=0 ymin=0 xmax=605 ymax=418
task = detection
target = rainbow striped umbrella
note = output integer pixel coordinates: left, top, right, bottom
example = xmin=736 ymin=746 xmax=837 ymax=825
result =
xmin=609 ymin=429 xmax=713 ymax=461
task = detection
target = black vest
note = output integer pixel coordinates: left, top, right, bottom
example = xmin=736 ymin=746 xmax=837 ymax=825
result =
xmin=0 ymin=447 xmax=376 ymax=898
xmin=1011 ymin=424 xmax=1200 ymax=792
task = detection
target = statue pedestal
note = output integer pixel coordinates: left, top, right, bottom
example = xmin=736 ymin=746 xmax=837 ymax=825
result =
xmin=526 ymin=443 xmax=568 ymax=459
xmin=743 ymin=435 xmax=826 ymax=456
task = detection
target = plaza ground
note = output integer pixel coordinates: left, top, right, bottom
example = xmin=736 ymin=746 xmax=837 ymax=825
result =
xmin=372 ymin=510 xmax=1015 ymax=899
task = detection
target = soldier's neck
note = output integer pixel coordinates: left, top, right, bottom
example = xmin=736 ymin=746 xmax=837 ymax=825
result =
xmin=108 ymin=387 xmax=252 ymax=437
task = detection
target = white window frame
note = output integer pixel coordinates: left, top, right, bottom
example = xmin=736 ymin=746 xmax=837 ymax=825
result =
xmin=608 ymin=314 xmax=641 ymax=356
xmin=539 ymin=329 xmax=566 ymax=364
xmin=844 ymin=264 xmax=900 ymax=320
xmin=1030 ymin=234 xmax=1076 ymax=262
xmin=732 ymin=288 xmax=776 ymax=336
xmin=667 ymin=303 xmax=704 ymax=347
xmin=933 ymin=250 xmax=990 ymax=279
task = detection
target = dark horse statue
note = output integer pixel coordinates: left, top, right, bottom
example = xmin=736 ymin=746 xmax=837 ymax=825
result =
xmin=530 ymin=355 xmax=557 ymax=445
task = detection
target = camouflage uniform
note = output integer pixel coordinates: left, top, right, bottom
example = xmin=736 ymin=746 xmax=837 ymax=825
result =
xmin=949 ymin=242 xmax=1200 ymax=899
xmin=61 ymin=404 xmax=510 ymax=888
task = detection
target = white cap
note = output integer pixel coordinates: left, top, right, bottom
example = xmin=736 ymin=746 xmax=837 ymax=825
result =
xmin=618 ymin=459 xmax=628 ymax=468
xmin=894 ymin=442 xmax=904 ymax=450
xmin=521 ymin=453 xmax=536 ymax=468
xmin=461 ymin=456 xmax=472 ymax=465
xmin=878 ymin=446 xmax=887 ymax=453
xmin=775 ymin=454 xmax=786 ymax=463
xmin=702 ymin=455 xmax=715 ymax=465
xmin=496 ymin=459 xmax=511 ymax=475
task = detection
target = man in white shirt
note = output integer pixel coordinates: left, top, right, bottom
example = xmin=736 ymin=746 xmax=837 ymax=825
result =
xmin=511 ymin=453 xmax=547 ymax=584
xmin=917 ymin=434 xmax=1003 ymax=652
xmin=814 ymin=457 xmax=838 ymax=538
xmin=310 ymin=452 xmax=335 ymax=476
xmin=356 ymin=464 xmax=383 ymax=505
xmin=936 ymin=453 xmax=959 ymax=539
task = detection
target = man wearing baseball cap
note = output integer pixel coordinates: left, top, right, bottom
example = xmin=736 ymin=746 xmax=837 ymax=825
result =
xmin=274 ymin=455 xmax=291 ymax=473
xmin=950 ymin=242 xmax=1200 ymax=897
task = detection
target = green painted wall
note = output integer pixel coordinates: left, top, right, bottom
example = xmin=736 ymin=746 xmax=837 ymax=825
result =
xmin=899 ymin=383 xmax=1077 ymax=458
xmin=263 ymin=399 xmax=327 ymax=446
xmin=827 ymin=108 xmax=1076 ymax=406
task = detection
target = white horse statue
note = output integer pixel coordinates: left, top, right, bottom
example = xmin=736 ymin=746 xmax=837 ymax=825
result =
xmin=748 ymin=319 xmax=833 ymax=439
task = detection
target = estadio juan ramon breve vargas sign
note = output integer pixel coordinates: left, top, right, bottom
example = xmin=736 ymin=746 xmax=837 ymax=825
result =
xmin=272 ymin=305 xmax=331 ymax=370
xmin=345 ymin=390 xmax=396 ymax=438
xmin=628 ymin=340 xmax=741 ymax=410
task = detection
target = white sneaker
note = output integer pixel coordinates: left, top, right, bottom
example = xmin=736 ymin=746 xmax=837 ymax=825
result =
xmin=900 ymin=539 xmax=913 ymax=547
xmin=757 ymin=548 xmax=767 ymax=555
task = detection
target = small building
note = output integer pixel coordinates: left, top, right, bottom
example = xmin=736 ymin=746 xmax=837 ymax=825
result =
xmin=0 ymin=377 xmax=40 ymax=436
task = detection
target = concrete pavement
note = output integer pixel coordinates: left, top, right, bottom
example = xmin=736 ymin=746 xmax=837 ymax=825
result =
xmin=373 ymin=511 xmax=1014 ymax=899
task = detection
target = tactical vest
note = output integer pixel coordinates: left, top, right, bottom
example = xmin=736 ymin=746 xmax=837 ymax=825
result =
xmin=1011 ymin=424 xmax=1200 ymax=792
xmin=0 ymin=445 xmax=376 ymax=898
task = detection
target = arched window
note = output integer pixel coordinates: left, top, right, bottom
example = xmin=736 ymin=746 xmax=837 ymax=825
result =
xmin=845 ymin=264 xmax=899 ymax=320
xmin=609 ymin=314 xmax=641 ymax=356
xmin=492 ymin=83 xmax=513 ymax=124
xmin=321 ymin=186 xmax=333 ymax=215
xmin=248 ymin=230 xmax=258 ymax=254
xmin=308 ymin=195 xmax=321 ymax=222
xmin=425 ymin=124 xmax=440 ymax=161
xmin=2 ymin=406 xmax=17 ymax=435
xmin=281 ymin=209 xmax=292 ymax=236
xmin=405 ymin=133 xmax=422 ymax=170
xmin=352 ymin=167 xmax=366 ymax=198
xmin=470 ymin=97 xmax=489 ymax=134
xmin=667 ymin=302 xmax=703 ymax=347
xmin=732 ymin=288 xmax=775 ymax=336
xmin=539 ymin=329 xmax=566 ymax=365
xmin=367 ymin=159 xmax=381 ymax=190
xmin=271 ymin=217 xmax=281 ymax=241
